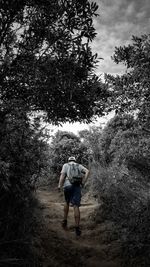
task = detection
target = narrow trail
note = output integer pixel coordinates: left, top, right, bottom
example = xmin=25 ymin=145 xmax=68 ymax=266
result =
xmin=33 ymin=188 xmax=122 ymax=267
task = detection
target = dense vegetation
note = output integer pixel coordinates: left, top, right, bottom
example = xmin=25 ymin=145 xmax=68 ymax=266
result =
xmin=47 ymin=34 xmax=150 ymax=266
xmin=0 ymin=0 xmax=107 ymax=123
xmin=91 ymin=34 xmax=150 ymax=267
xmin=47 ymin=111 xmax=150 ymax=266
xmin=0 ymin=0 xmax=104 ymax=265
xmin=0 ymin=101 xmax=48 ymax=265
xmin=0 ymin=0 xmax=149 ymax=265
xmin=90 ymin=114 xmax=150 ymax=267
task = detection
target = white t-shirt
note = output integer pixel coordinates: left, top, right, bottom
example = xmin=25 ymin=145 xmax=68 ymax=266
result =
xmin=61 ymin=161 xmax=87 ymax=188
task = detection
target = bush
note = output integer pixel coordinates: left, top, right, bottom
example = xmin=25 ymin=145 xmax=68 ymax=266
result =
xmin=0 ymin=100 xmax=47 ymax=264
xmin=90 ymin=114 xmax=150 ymax=266
xmin=91 ymin=163 xmax=150 ymax=266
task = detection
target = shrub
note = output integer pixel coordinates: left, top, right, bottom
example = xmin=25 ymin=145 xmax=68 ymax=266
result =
xmin=91 ymin=114 xmax=150 ymax=266
xmin=0 ymin=101 xmax=47 ymax=264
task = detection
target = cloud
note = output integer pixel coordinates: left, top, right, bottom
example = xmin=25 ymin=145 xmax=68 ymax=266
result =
xmin=92 ymin=0 xmax=150 ymax=75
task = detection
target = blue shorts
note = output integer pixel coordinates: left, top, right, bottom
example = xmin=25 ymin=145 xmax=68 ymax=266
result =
xmin=64 ymin=185 xmax=81 ymax=207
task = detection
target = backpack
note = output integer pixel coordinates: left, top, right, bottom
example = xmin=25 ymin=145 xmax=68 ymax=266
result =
xmin=67 ymin=163 xmax=83 ymax=185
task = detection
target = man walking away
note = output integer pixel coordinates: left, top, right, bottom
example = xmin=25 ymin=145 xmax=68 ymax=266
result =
xmin=58 ymin=156 xmax=90 ymax=236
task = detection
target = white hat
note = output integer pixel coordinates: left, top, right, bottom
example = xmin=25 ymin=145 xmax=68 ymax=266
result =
xmin=68 ymin=156 xmax=76 ymax=162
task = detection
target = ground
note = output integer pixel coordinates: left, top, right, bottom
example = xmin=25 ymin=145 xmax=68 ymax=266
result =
xmin=32 ymin=187 xmax=122 ymax=267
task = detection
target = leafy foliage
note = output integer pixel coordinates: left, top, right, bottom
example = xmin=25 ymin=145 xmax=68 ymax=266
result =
xmin=0 ymin=0 xmax=108 ymax=123
xmin=90 ymin=113 xmax=150 ymax=266
xmin=79 ymin=125 xmax=103 ymax=162
xmin=0 ymin=100 xmax=48 ymax=263
xmin=99 ymin=114 xmax=136 ymax=164
xmin=105 ymin=34 xmax=150 ymax=129
xmin=49 ymin=130 xmax=88 ymax=176
xmin=0 ymin=1 xmax=107 ymax=263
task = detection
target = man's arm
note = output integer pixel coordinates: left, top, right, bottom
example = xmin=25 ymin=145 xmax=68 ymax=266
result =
xmin=58 ymin=172 xmax=66 ymax=190
xmin=82 ymin=168 xmax=90 ymax=186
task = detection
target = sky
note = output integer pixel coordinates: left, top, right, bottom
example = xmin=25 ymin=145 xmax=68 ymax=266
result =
xmin=51 ymin=0 xmax=150 ymax=135
xmin=92 ymin=0 xmax=150 ymax=75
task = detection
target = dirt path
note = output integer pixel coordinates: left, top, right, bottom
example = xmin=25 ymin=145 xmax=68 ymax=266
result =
xmin=33 ymin=188 xmax=122 ymax=267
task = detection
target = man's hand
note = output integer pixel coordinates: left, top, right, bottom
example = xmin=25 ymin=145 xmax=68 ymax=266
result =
xmin=58 ymin=173 xmax=65 ymax=192
xmin=58 ymin=185 xmax=61 ymax=192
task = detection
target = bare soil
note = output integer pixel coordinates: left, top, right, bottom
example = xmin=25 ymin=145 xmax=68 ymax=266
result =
xmin=32 ymin=188 xmax=122 ymax=267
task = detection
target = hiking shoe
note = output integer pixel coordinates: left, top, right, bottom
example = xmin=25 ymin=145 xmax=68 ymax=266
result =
xmin=61 ymin=219 xmax=67 ymax=229
xmin=75 ymin=226 xmax=81 ymax=236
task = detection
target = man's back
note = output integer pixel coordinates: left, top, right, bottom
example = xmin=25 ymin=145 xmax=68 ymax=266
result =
xmin=61 ymin=161 xmax=87 ymax=187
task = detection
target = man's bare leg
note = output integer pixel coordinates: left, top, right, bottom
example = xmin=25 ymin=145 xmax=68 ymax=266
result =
xmin=64 ymin=202 xmax=69 ymax=220
xmin=62 ymin=202 xmax=69 ymax=229
xmin=74 ymin=205 xmax=81 ymax=236
xmin=73 ymin=205 xmax=80 ymax=227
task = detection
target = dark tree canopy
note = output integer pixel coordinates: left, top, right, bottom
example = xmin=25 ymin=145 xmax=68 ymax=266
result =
xmin=0 ymin=0 xmax=108 ymax=123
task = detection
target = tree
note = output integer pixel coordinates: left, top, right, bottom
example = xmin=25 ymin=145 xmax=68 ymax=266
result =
xmin=0 ymin=0 xmax=108 ymax=123
xmin=49 ymin=130 xmax=88 ymax=176
xmin=0 ymin=1 xmax=107 ymax=262
xmin=105 ymin=34 xmax=150 ymax=129
xmin=79 ymin=125 xmax=103 ymax=162
xmin=99 ymin=114 xmax=136 ymax=164
xmin=93 ymin=35 xmax=150 ymax=265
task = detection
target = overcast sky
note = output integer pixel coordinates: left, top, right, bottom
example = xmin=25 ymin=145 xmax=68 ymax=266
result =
xmin=92 ymin=0 xmax=150 ymax=75
xmin=52 ymin=0 xmax=150 ymax=135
